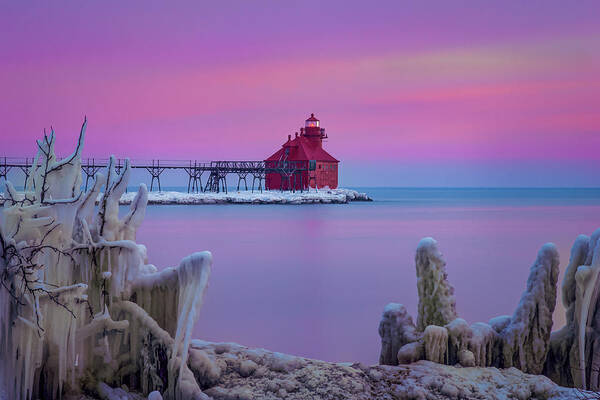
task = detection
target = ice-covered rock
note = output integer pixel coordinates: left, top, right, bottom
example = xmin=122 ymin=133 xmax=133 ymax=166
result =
xmin=415 ymin=237 xmax=458 ymax=331
xmin=458 ymin=349 xmax=476 ymax=367
xmin=378 ymin=303 xmax=418 ymax=365
xmin=397 ymin=341 xmax=424 ymax=365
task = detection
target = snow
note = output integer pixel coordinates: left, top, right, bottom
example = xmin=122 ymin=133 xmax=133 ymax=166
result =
xmin=1 ymin=188 xmax=372 ymax=206
xmin=488 ymin=315 xmax=511 ymax=332
xmin=187 ymin=340 xmax=581 ymax=400
xmin=119 ymin=188 xmax=372 ymax=205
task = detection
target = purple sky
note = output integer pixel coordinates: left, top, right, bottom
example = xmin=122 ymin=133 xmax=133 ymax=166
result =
xmin=1 ymin=1 xmax=599 ymax=186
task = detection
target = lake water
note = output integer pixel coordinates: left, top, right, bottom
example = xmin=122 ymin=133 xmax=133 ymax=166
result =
xmin=133 ymin=187 xmax=600 ymax=364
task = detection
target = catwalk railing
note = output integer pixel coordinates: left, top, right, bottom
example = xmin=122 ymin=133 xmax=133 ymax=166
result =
xmin=0 ymin=157 xmax=310 ymax=193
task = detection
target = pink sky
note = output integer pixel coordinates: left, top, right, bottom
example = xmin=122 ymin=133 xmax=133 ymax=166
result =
xmin=1 ymin=1 xmax=599 ymax=186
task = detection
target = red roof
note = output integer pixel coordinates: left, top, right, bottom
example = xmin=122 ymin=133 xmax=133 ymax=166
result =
xmin=265 ymin=135 xmax=339 ymax=163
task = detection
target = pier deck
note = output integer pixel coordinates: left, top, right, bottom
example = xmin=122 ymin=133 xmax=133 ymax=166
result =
xmin=0 ymin=157 xmax=308 ymax=193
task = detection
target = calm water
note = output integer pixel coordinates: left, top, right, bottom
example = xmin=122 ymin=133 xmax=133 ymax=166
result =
xmin=133 ymin=188 xmax=600 ymax=364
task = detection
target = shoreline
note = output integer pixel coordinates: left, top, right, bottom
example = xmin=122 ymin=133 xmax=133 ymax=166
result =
xmin=165 ymin=339 xmax=584 ymax=399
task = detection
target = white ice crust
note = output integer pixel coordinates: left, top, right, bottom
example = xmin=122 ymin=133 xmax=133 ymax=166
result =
xmin=120 ymin=188 xmax=372 ymax=205
xmin=1 ymin=188 xmax=372 ymax=206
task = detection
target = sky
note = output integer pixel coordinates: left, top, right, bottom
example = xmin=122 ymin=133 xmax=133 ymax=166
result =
xmin=1 ymin=1 xmax=599 ymax=187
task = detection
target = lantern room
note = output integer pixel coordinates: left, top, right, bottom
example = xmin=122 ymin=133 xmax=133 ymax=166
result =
xmin=305 ymin=113 xmax=320 ymax=128
xmin=302 ymin=113 xmax=328 ymax=142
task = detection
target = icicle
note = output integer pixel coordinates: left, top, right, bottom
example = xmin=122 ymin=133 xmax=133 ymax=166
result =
xmin=423 ymin=325 xmax=448 ymax=364
xmin=168 ymin=252 xmax=211 ymax=398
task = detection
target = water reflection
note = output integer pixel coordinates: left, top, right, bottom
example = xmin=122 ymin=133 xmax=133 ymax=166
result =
xmin=134 ymin=188 xmax=600 ymax=363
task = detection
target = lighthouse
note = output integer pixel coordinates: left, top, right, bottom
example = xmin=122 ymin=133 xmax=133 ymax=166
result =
xmin=264 ymin=114 xmax=339 ymax=190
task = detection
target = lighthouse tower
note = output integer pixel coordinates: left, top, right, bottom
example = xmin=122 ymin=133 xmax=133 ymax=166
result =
xmin=264 ymin=113 xmax=339 ymax=190
xmin=302 ymin=113 xmax=327 ymax=142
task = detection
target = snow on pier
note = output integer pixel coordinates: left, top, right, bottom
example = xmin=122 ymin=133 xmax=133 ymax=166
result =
xmin=0 ymin=188 xmax=372 ymax=206
xmin=122 ymin=188 xmax=372 ymax=205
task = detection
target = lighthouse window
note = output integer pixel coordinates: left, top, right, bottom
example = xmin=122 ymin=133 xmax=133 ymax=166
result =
xmin=305 ymin=120 xmax=320 ymax=128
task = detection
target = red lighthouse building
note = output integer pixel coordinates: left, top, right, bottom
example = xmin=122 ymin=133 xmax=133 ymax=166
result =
xmin=265 ymin=114 xmax=339 ymax=191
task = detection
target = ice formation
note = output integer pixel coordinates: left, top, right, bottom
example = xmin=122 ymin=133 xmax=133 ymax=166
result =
xmin=380 ymin=236 xmax=560 ymax=378
xmin=423 ymin=325 xmax=448 ymax=364
xmin=415 ymin=237 xmax=457 ymax=331
xmin=377 ymin=303 xmax=418 ymax=365
xmin=0 ymin=121 xmax=212 ymax=400
xmin=499 ymin=243 xmax=559 ymax=374
xmin=445 ymin=318 xmax=472 ymax=365
xmin=545 ymin=228 xmax=600 ymax=390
